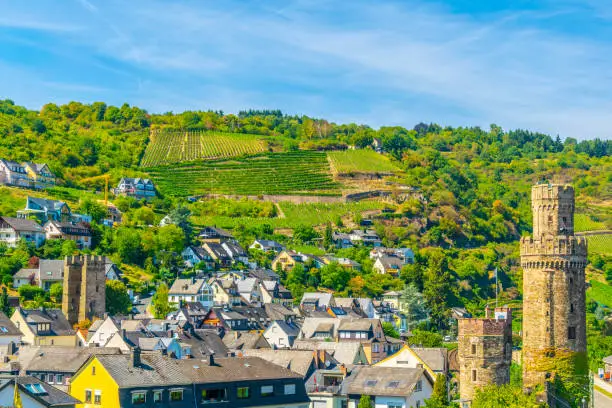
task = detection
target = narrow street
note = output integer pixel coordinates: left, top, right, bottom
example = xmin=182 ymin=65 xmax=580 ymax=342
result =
xmin=594 ymin=388 xmax=612 ymax=408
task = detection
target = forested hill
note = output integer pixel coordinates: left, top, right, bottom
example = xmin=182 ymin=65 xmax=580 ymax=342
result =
xmin=0 ymin=100 xmax=610 ymax=177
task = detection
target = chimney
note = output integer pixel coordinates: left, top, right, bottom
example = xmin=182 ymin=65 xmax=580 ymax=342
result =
xmin=131 ymin=346 xmax=141 ymax=367
xmin=122 ymin=329 xmax=127 ymax=339
xmin=207 ymin=350 xmax=215 ymax=366
xmin=484 ymin=304 xmax=491 ymax=319
xmin=340 ymin=363 xmax=347 ymax=377
xmin=191 ymin=276 xmax=196 ymax=284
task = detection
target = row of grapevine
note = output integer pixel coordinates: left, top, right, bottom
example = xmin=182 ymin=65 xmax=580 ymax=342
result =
xmin=141 ymin=130 xmax=267 ymax=166
xmin=148 ymin=151 xmax=341 ymax=196
xmin=586 ymin=234 xmax=612 ymax=255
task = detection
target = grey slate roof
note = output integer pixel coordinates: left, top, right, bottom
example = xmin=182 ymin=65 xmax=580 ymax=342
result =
xmin=0 ymin=312 xmax=21 ymax=336
xmin=27 ymin=197 xmax=66 ymax=212
xmin=242 ymin=349 xmax=315 ymax=377
xmin=14 ymin=269 xmax=37 ymax=279
xmin=93 ymin=354 xmax=302 ymax=388
xmin=18 ymin=308 xmax=75 ymax=336
xmin=20 ymin=346 xmax=122 ymax=373
xmin=344 ymin=366 xmax=425 ymax=396
xmin=0 ymin=217 xmax=43 ymax=232
xmin=0 ymin=375 xmax=81 ymax=406
xmin=412 ymin=347 xmax=448 ymax=373
xmin=292 ymin=340 xmax=364 ymax=366
xmin=38 ymin=259 xmax=64 ymax=282
xmin=168 ymin=279 xmax=206 ymax=295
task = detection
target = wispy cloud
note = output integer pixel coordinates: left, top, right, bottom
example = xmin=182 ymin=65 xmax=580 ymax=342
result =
xmin=0 ymin=0 xmax=610 ymax=139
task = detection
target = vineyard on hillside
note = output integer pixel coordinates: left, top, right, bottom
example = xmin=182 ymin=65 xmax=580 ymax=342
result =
xmin=328 ymin=149 xmax=402 ymax=174
xmin=141 ymin=129 xmax=267 ymax=166
xmin=587 ymin=234 xmax=612 ymax=255
xmin=574 ymin=213 xmax=608 ymax=232
xmin=148 ymin=151 xmax=341 ymax=196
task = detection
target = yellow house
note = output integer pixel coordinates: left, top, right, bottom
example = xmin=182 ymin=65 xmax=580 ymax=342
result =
xmin=271 ymin=250 xmax=299 ymax=272
xmin=11 ymin=308 xmax=77 ymax=346
xmin=71 ymin=350 xmax=311 ymax=408
xmin=23 ymin=162 xmax=56 ymax=188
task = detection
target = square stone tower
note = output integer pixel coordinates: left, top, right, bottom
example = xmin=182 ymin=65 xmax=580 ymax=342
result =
xmin=458 ymin=306 xmax=513 ymax=405
xmin=61 ymin=255 xmax=106 ymax=325
xmin=520 ymin=184 xmax=587 ymax=389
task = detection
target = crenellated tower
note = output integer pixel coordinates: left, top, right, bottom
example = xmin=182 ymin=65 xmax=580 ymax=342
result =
xmin=520 ymin=184 xmax=587 ymax=390
xmin=62 ymin=255 xmax=106 ymax=325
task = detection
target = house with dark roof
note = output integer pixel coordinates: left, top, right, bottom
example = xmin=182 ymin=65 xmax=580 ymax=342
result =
xmin=202 ymin=242 xmax=233 ymax=268
xmin=221 ymin=242 xmax=248 ymax=264
xmin=115 ymin=177 xmax=156 ymax=200
xmin=10 ymin=308 xmax=76 ymax=346
xmin=69 ymin=351 xmax=309 ymax=408
xmin=0 ymin=216 xmax=45 ymax=248
xmin=43 ymin=221 xmax=92 ymax=249
xmin=223 ymin=331 xmax=270 ymax=352
xmin=17 ymin=197 xmax=71 ymax=223
xmin=13 ymin=268 xmax=37 ymax=289
xmin=0 ymin=375 xmax=79 ymax=408
xmin=198 ymin=226 xmax=235 ymax=243
xmin=181 ymin=246 xmax=214 ymax=269
xmin=0 ymin=159 xmax=56 ymax=189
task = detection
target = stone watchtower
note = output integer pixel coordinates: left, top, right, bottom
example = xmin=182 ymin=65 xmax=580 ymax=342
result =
xmin=62 ymin=255 xmax=106 ymax=325
xmin=520 ymin=184 xmax=587 ymax=389
xmin=458 ymin=307 xmax=513 ymax=405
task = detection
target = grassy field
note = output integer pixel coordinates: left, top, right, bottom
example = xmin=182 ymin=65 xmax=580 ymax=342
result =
xmin=575 ymin=213 xmax=608 ymax=232
xmin=141 ymin=130 xmax=267 ymax=166
xmin=149 ymin=151 xmax=341 ymax=196
xmin=190 ymin=200 xmax=386 ymax=229
xmin=0 ymin=186 xmax=102 ymax=216
xmin=328 ymin=149 xmax=402 ymax=174
xmin=587 ymin=234 xmax=612 ymax=255
xmin=588 ymin=280 xmax=612 ymax=307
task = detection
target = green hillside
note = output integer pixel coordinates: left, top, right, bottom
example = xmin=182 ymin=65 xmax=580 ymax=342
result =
xmin=148 ymin=151 xmax=341 ymax=196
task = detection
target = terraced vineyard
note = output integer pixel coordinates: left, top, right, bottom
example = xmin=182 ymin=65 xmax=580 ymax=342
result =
xmin=587 ymin=234 xmax=612 ymax=255
xmin=575 ymin=213 xmax=608 ymax=232
xmin=141 ymin=130 xmax=267 ymax=166
xmin=148 ymin=151 xmax=341 ymax=196
xmin=328 ymin=149 xmax=402 ymax=174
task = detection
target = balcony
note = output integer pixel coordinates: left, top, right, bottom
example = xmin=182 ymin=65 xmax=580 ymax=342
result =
xmin=306 ymin=385 xmax=341 ymax=394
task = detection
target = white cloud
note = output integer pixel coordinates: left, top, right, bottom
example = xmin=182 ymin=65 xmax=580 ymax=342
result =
xmin=0 ymin=0 xmax=611 ymax=139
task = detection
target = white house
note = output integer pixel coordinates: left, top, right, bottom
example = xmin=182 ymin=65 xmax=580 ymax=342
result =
xmin=264 ymin=320 xmax=300 ymax=349
xmin=168 ymin=278 xmax=213 ymax=308
xmin=0 ymin=376 xmax=78 ymax=407
xmin=0 ymin=216 xmax=45 ymax=248
xmin=86 ymin=316 xmax=121 ymax=347
xmin=250 ymin=239 xmax=284 ymax=253
xmin=181 ymin=246 xmax=214 ymax=269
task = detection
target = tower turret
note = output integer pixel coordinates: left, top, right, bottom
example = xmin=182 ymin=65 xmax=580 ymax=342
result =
xmin=520 ymin=183 xmax=587 ymax=393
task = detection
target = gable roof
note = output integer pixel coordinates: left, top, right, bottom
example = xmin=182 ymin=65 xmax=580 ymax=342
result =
xmin=0 ymin=217 xmax=43 ymax=233
xmin=0 ymin=375 xmax=80 ymax=406
xmin=38 ymin=259 xmax=64 ymax=281
xmin=222 ymin=332 xmax=270 ymax=350
xmin=267 ymin=320 xmax=300 ymax=337
xmin=16 ymin=308 xmax=74 ymax=336
xmin=0 ymin=311 xmax=21 ymax=336
xmin=412 ymin=347 xmax=448 ymax=373
xmin=300 ymin=292 xmax=334 ymax=307
xmin=20 ymin=346 xmax=122 ymax=373
xmin=169 ymin=279 xmax=206 ymax=295
xmin=292 ymin=340 xmax=365 ymax=366
xmin=26 ymin=197 xmax=66 ymax=212
xmin=344 ymin=366 xmax=426 ymax=397
xmin=242 ymin=349 xmax=315 ymax=377
xmin=14 ymin=268 xmax=37 ymax=280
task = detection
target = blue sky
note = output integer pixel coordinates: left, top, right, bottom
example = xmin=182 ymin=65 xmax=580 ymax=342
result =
xmin=1 ymin=0 xmax=611 ymax=139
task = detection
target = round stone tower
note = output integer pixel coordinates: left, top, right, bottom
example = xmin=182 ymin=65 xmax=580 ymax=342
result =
xmin=520 ymin=183 xmax=587 ymax=389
